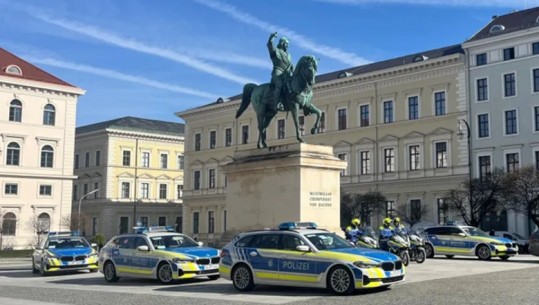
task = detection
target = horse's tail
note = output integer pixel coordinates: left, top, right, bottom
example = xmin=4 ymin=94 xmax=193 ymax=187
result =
xmin=236 ymin=83 xmax=257 ymax=119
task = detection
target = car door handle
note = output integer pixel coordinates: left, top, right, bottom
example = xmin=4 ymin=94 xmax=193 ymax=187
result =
xmin=249 ymin=251 xmax=258 ymax=257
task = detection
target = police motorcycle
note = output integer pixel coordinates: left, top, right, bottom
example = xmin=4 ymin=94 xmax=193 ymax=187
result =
xmin=344 ymin=226 xmax=380 ymax=249
xmin=380 ymin=224 xmax=410 ymax=266
xmin=406 ymin=229 xmax=426 ymax=264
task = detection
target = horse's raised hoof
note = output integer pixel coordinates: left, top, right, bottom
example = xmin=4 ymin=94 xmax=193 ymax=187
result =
xmin=311 ymin=127 xmax=317 ymax=135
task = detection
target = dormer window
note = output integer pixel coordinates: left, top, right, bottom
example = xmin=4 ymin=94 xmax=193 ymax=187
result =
xmin=5 ymin=65 xmax=22 ymax=76
xmin=338 ymin=71 xmax=353 ymax=78
xmin=413 ymin=55 xmax=429 ymax=62
xmin=536 ymin=16 xmax=539 ymax=23
xmin=490 ymin=24 xmax=505 ymax=33
xmin=216 ymin=97 xmax=224 ymax=104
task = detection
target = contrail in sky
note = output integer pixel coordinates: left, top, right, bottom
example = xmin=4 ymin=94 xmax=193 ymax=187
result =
xmin=34 ymin=14 xmax=260 ymax=85
xmin=312 ymin=0 xmax=538 ymax=7
xmin=193 ymin=0 xmax=370 ymax=66
xmin=27 ymin=57 xmax=221 ymax=100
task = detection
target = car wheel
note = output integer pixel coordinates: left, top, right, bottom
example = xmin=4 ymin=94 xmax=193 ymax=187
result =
xmin=208 ymin=275 xmax=220 ymax=281
xmin=476 ymin=245 xmax=491 ymax=260
xmin=500 ymin=255 xmax=510 ymax=261
xmin=232 ymin=264 xmax=255 ymax=292
xmin=445 ymin=255 xmax=454 ymax=259
xmin=103 ymin=261 xmax=119 ymax=282
xmin=424 ymin=244 xmax=434 ymax=258
xmin=415 ymin=249 xmax=426 ymax=264
xmin=32 ymin=261 xmax=38 ymax=274
xmin=157 ymin=263 xmax=174 ymax=284
xmin=327 ymin=266 xmax=355 ymax=295
xmin=40 ymin=261 xmax=49 ymax=276
xmin=400 ymin=251 xmax=410 ymax=267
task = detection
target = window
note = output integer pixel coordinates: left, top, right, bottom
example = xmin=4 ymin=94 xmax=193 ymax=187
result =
xmin=504 ymin=73 xmax=516 ymax=97
xmin=75 ymin=154 xmax=79 ymax=169
xmin=119 ymin=217 xmax=129 ymax=234
xmin=386 ymin=201 xmax=395 ymax=217
xmin=83 ymin=183 xmax=89 ymax=196
xmin=208 ymin=211 xmax=215 ymax=233
xmin=384 ymin=148 xmax=395 ymax=173
xmin=37 ymin=213 xmax=50 ymax=233
xmin=477 ymin=78 xmax=488 ymax=101
xmin=193 ymin=212 xmax=199 ymax=234
xmin=43 ymin=104 xmax=55 ymax=126
xmin=39 ymin=185 xmax=52 ymax=196
xmin=360 ymin=151 xmax=370 ymax=175
xmin=337 ymin=108 xmax=347 ymax=130
xmin=506 ymin=153 xmax=519 ymax=173
xmin=409 ymin=145 xmax=420 ymax=171
xmin=195 ymin=134 xmax=201 ymax=151
xmin=209 ymin=130 xmax=216 ymax=149
xmin=73 ymin=185 xmax=78 ymax=201
xmin=383 ymin=101 xmax=393 ymax=123
xmin=535 ymin=107 xmax=539 ymax=132
xmin=435 ymin=142 xmax=447 ymax=168
xmin=360 ymin=105 xmax=369 ymax=126
xmin=411 ymin=199 xmax=421 ymax=221
xmin=434 ymin=92 xmax=446 ymax=116
xmin=142 ymin=152 xmax=150 ymax=168
xmin=5 ymin=183 xmax=18 ymax=195
xmin=478 ymin=114 xmax=489 ymax=138
xmin=141 ymin=183 xmax=149 ymax=199
xmin=277 ymin=119 xmax=285 ymax=139
xmin=208 ymin=169 xmax=216 ymax=189
xmin=6 ymin=142 xmax=20 ymax=166
xmin=41 ymin=145 xmax=54 ymax=168
xmin=122 ymin=151 xmax=131 ymax=166
xmin=225 ymin=128 xmax=232 ymax=147
xmin=175 ymin=217 xmax=183 ymax=233
xmin=92 ymin=217 xmax=98 ymax=235
xmin=140 ymin=217 xmax=148 ymax=227
xmin=437 ymin=198 xmax=448 ymax=225
xmin=476 ymin=53 xmax=487 ymax=66
xmin=85 ymin=152 xmax=90 ymax=168
xmin=408 ymin=96 xmax=418 ymax=120
xmin=95 ymin=151 xmax=101 ymax=167
xmin=533 ymin=42 xmax=539 ymax=55
xmin=159 ymin=184 xmax=167 ymax=199
xmin=318 ymin=112 xmax=325 ymax=133
xmin=505 ymin=110 xmax=517 ymax=135
xmin=1 ymin=213 xmax=17 ymax=236
xmin=338 ymin=153 xmax=347 ymax=176
xmin=160 ymin=154 xmax=168 ymax=169
xmin=121 ymin=182 xmax=130 ymax=198
xmin=9 ymin=100 xmax=22 ymax=122
xmin=93 ymin=183 xmax=99 ymax=198
xmin=536 ymin=151 xmax=539 ymax=171
xmin=158 ymin=217 xmax=166 ymax=226
xmin=479 ymin=156 xmax=491 ymax=180
xmin=177 ymin=184 xmax=183 ymax=199
xmin=299 ymin=116 xmax=305 ymax=136
xmin=223 ymin=210 xmax=227 ymax=232
xmin=178 ymin=154 xmax=184 ymax=170
xmin=242 ymin=125 xmax=249 ymax=144
xmin=533 ymin=69 xmax=539 ymax=92
xmin=194 ymin=170 xmax=201 ymax=190
xmin=503 ymin=47 xmax=515 ymax=61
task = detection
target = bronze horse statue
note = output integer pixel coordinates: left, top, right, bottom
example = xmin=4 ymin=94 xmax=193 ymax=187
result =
xmin=235 ymin=55 xmax=321 ymax=148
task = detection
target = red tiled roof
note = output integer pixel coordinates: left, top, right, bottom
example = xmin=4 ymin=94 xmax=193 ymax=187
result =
xmin=0 ymin=48 xmax=75 ymax=87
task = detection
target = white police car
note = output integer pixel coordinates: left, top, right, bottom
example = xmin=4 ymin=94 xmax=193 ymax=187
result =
xmin=220 ymin=222 xmax=405 ymax=295
xmin=98 ymin=226 xmax=220 ymax=284
xmin=32 ymin=231 xmax=98 ymax=276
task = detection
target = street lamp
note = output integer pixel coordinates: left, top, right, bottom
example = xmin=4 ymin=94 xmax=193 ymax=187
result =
xmin=78 ymin=188 xmax=99 ymax=235
xmin=457 ymin=119 xmax=473 ymax=209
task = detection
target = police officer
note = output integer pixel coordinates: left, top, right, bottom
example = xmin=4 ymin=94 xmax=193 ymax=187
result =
xmin=345 ymin=218 xmax=363 ymax=242
xmin=393 ymin=217 xmax=406 ymax=234
xmin=379 ymin=218 xmax=394 ymax=251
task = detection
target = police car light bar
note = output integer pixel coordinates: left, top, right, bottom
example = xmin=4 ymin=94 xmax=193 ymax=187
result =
xmin=47 ymin=231 xmax=79 ymax=237
xmin=133 ymin=226 xmax=175 ymax=234
xmin=278 ymin=222 xmax=318 ymax=230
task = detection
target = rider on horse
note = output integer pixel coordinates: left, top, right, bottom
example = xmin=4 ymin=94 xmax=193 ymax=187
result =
xmin=267 ymin=32 xmax=293 ymax=112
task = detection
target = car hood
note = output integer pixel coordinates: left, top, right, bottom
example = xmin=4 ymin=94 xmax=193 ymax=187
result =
xmin=163 ymin=247 xmax=218 ymax=258
xmin=46 ymin=248 xmax=94 ymax=256
xmin=491 ymin=237 xmax=514 ymax=244
xmin=469 ymin=236 xmax=513 ymax=244
xmin=328 ymin=248 xmax=399 ymax=262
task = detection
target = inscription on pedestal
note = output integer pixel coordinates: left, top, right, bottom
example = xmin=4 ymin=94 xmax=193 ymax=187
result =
xmin=309 ymin=191 xmax=333 ymax=207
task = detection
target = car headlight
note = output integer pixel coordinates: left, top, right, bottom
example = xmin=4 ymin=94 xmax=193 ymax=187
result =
xmin=172 ymin=257 xmax=194 ymax=263
xmin=88 ymin=253 xmax=98 ymax=258
xmin=45 ymin=252 xmax=57 ymax=258
xmin=353 ymin=261 xmax=381 ymax=269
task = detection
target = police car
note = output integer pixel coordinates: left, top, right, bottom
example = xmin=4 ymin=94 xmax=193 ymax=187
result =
xmin=423 ymin=225 xmax=519 ymax=260
xmin=219 ymin=222 xmax=405 ymax=295
xmin=32 ymin=231 xmax=98 ymax=276
xmin=98 ymin=226 xmax=220 ymax=284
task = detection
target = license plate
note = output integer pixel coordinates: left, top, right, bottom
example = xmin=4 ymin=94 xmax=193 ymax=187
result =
xmin=68 ymin=261 xmax=83 ymax=265
xmin=389 ymin=270 xmax=401 ymax=277
xmin=200 ymin=264 xmax=218 ymax=270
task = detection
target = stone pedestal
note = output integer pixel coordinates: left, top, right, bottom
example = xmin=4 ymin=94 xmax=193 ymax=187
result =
xmin=222 ymin=143 xmax=346 ymax=234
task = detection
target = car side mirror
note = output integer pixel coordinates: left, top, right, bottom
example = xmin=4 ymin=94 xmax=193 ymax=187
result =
xmin=197 ymin=241 xmax=203 ymax=246
xmin=296 ymin=245 xmax=311 ymax=252
xmin=458 ymin=233 xmax=466 ymax=237
xmin=137 ymin=245 xmax=149 ymax=251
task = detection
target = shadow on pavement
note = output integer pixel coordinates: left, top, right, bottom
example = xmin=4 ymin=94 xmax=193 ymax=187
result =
xmin=0 ymin=269 xmax=96 ymax=279
xmin=429 ymin=255 xmax=539 ymax=264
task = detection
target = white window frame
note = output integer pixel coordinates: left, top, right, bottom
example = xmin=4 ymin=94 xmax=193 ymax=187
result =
xmin=358 ymin=103 xmax=370 ymax=127
xmin=336 ymin=107 xmax=348 ymax=130
xmin=503 ymin=148 xmax=521 ymax=173
xmin=476 ymin=152 xmax=493 ymax=179
xmin=476 ymin=112 xmax=491 ymax=140
xmin=209 ymin=129 xmax=217 ymax=149
xmin=502 ymin=71 xmax=518 ymax=99
xmin=141 ymin=151 xmax=151 ymax=168
xmin=503 ymin=108 xmax=519 ymax=136
xmin=432 ymin=90 xmax=447 ymax=116
xmin=406 ymin=95 xmax=420 ymax=120
xmin=407 ymin=144 xmax=422 ymax=171
xmin=475 ymin=76 xmax=490 ymax=103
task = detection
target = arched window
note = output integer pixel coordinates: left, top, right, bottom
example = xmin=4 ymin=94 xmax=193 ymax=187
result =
xmin=2 ymin=213 xmax=17 ymax=236
xmin=9 ymin=100 xmax=22 ymax=122
xmin=6 ymin=142 xmax=20 ymax=166
xmin=37 ymin=213 xmax=51 ymax=233
xmin=41 ymin=145 xmax=54 ymax=168
xmin=490 ymin=24 xmax=505 ymax=33
xmin=43 ymin=104 xmax=56 ymax=126
xmin=6 ymin=65 xmax=22 ymax=75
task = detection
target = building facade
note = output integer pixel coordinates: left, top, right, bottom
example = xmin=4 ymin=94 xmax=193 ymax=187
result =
xmin=73 ymin=117 xmax=185 ymax=240
xmin=177 ymin=45 xmax=469 ymax=243
xmin=0 ymin=48 xmax=85 ymax=249
xmin=463 ymin=7 xmax=539 ymax=236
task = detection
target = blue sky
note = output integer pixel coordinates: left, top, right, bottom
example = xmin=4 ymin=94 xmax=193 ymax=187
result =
xmin=2 ymin=0 xmax=538 ymax=126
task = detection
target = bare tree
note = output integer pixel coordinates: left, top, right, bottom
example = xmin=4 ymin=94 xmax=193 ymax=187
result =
xmin=340 ymin=190 xmax=386 ymax=227
xmin=503 ymin=165 xmax=539 ymax=228
xmin=446 ymin=168 xmax=506 ymax=227
xmin=395 ymin=200 xmax=429 ymax=228
xmin=26 ymin=216 xmax=50 ymax=247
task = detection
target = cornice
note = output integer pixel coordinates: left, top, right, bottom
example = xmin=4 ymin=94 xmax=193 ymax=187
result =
xmin=0 ymin=77 xmax=84 ymax=97
xmin=106 ymin=129 xmax=185 ymax=143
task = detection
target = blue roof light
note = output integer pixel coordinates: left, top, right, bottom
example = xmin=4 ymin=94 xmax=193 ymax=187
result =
xmin=278 ymin=221 xmax=318 ymax=230
xmin=133 ymin=226 xmax=175 ymax=234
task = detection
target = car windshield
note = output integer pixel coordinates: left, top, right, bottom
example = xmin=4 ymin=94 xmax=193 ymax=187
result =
xmin=462 ymin=227 xmax=490 ymax=237
xmin=150 ymin=234 xmax=199 ymax=249
xmin=47 ymin=237 xmax=89 ymax=249
xmin=513 ymin=233 xmax=525 ymax=240
xmin=304 ymin=232 xmax=354 ymax=250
